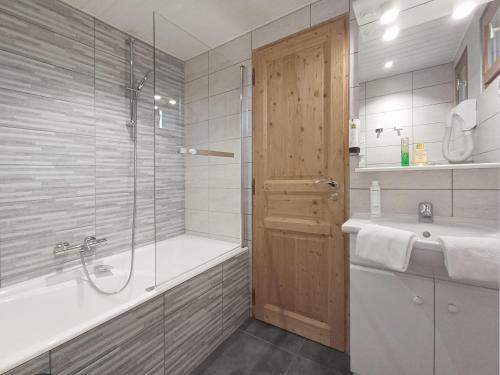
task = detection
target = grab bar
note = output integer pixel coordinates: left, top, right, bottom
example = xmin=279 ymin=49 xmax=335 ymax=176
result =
xmin=177 ymin=147 xmax=234 ymax=158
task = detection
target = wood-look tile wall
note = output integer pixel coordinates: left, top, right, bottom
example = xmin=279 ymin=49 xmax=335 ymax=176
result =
xmin=0 ymin=0 xmax=185 ymax=287
xmin=4 ymin=252 xmax=250 ymax=375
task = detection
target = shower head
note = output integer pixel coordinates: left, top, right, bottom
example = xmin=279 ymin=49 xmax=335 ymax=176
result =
xmin=136 ymin=71 xmax=153 ymax=91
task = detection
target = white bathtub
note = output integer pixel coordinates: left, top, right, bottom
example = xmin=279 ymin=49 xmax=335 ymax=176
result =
xmin=0 ymin=234 xmax=244 ymax=374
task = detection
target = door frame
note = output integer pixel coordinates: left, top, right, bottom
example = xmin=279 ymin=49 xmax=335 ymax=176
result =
xmin=251 ymin=15 xmax=350 ymax=351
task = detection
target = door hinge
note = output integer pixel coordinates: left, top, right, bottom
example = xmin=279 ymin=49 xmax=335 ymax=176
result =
xmin=252 ymin=288 xmax=256 ymax=304
xmin=252 ymin=68 xmax=255 ymax=86
xmin=252 ymin=178 xmax=255 ymax=195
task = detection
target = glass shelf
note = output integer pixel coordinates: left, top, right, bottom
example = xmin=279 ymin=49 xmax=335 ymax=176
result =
xmin=355 ymin=162 xmax=500 ymax=173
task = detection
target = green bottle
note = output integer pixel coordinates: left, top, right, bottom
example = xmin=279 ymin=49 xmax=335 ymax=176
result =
xmin=401 ymin=137 xmax=410 ymax=167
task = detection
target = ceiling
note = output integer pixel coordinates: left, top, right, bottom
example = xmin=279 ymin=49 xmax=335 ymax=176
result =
xmin=353 ymin=0 xmax=492 ymax=82
xmin=61 ymin=0 xmax=316 ymax=60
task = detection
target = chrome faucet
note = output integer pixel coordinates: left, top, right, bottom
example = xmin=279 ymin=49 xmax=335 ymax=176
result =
xmin=418 ymin=202 xmax=434 ymax=223
xmin=54 ymin=236 xmax=107 ymax=257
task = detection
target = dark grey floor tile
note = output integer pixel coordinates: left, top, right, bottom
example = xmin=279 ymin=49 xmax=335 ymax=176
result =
xmin=193 ymin=330 xmax=294 ymax=375
xmin=285 ymin=356 xmax=339 ymax=375
xmin=298 ymin=339 xmax=351 ymax=375
xmin=239 ymin=319 xmax=304 ymax=354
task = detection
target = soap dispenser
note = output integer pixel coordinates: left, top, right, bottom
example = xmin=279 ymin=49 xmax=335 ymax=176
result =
xmin=370 ymin=181 xmax=381 ymax=218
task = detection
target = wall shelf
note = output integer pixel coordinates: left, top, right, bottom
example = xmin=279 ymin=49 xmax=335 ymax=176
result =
xmin=355 ymin=162 xmax=500 ymax=173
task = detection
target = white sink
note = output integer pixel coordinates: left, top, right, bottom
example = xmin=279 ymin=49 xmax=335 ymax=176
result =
xmin=342 ymin=213 xmax=500 ymax=288
xmin=342 ymin=213 xmax=499 ymax=252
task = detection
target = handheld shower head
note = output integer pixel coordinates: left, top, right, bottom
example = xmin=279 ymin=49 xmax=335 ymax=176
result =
xmin=136 ymin=71 xmax=153 ymax=91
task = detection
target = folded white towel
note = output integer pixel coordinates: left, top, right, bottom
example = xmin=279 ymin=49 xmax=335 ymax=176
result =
xmin=356 ymin=224 xmax=418 ymax=272
xmin=438 ymin=236 xmax=500 ymax=284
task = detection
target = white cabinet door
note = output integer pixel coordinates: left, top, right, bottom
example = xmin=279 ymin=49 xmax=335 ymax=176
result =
xmin=435 ymin=280 xmax=499 ymax=375
xmin=350 ymin=265 xmax=434 ymax=375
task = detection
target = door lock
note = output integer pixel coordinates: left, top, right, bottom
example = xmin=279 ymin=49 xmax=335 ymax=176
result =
xmin=329 ymin=192 xmax=339 ymax=201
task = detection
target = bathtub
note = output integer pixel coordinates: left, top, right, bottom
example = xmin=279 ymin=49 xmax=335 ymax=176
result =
xmin=0 ymin=234 xmax=245 ymax=374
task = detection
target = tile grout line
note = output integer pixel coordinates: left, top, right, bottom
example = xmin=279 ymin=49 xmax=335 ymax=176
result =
xmin=237 ymin=327 xmax=304 ymax=356
xmin=237 ymin=324 xmax=350 ymax=374
xmin=282 ymin=352 xmax=297 ymax=375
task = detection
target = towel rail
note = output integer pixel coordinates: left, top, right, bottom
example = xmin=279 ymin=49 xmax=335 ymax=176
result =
xmin=177 ymin=147 xmax=234 ymax=158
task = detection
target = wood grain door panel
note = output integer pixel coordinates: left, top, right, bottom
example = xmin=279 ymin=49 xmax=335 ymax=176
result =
xmin=253 ymin=18 xmax=349 ymax=350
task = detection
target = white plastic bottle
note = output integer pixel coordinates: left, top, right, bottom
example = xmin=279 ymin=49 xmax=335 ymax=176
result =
xmin=370 ymin=181 xmax=381 ymax=218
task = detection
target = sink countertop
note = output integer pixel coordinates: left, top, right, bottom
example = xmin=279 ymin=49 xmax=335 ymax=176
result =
xmin=342 ymin=213 xmax=500 ymax=252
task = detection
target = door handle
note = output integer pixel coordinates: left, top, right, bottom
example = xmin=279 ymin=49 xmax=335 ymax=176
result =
xmin=314 ymin=179 xmax=339 ymax=189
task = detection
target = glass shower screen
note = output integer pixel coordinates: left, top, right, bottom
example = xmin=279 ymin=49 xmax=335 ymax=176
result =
xmin=153 ymin=12 xmax=246 ymax=288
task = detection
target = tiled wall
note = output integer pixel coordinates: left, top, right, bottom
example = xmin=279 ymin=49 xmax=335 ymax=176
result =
xmin=350 ymin=167 xmax=500 ymax=220
xmin=358 ymin=64 xmax=454 ymax=167
xmin=184 ymin=0 xmax=351 ymax=247
xmin=0 ymin=0 xmax=184 ymax=287
xmin=184 ymin=36 xmax=252 ymax=243
xmin=5 ymin=251 xmax=251 ymax=375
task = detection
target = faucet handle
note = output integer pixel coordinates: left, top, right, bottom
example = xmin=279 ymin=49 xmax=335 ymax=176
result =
xmin=84 ymin=236 xmax=107 ymax=246
xmin=418 ymin=202 xmax=433 ymax=217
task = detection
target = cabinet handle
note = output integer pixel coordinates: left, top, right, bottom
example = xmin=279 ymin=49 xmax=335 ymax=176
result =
xmin=413 ymin=296 xmax=424 ymax=305
xmin=447 ymin=303 xmax=459 ymax=313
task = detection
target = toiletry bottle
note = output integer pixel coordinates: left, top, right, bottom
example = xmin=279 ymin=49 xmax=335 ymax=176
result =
xmin=349 ymin=119 xmax=361 ymax=155
xmin=401 ymin=137 xmax=410 ymax=166
xmin=414 ymin=143 xmax=428 ymax=166
xmin=370 ymin=181 xmax=381 ymax=218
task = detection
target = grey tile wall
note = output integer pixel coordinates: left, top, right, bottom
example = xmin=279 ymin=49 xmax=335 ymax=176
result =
xmin=5 ymin=251 xmax=250 ymax=375
xmin=0 ymin=0 xmax=185 ymax=287
xmin=51 ymin=296 xmax=164 ymax=375
xmin=164 ymin=281 xmax=223 ymax=374
xmin=73 ymin=323 xmax=165 ymax=375
xmin=222 ymin=252 xmax=251 ymax=339
xmin=4 ymin=353 xmax=50 ymax=375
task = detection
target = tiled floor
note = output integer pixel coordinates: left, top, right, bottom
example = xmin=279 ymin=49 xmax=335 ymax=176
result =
xmin=194 ymin=319 xmax=352 ymax=375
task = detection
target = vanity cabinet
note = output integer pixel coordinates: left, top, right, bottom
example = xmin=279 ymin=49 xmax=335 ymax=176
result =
xmin=351 ymin=265 xmax=499 ymax=375
xmin=350 ymin=265 xmax=434 ymax=375
xmin=435 ymin=280 xmax=499 ymax=375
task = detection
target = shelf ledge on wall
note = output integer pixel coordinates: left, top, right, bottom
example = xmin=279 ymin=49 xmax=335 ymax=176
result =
xmin=355 ymin=162 xmax=500 ymax=173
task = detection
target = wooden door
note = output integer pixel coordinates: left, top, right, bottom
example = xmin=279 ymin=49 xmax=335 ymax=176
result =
xmin=253 ymin=18 xmax=349 ymax=350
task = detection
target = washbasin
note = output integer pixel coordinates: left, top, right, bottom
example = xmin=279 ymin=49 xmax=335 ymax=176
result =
xmin=342 ymin=213 xmax=500 ymax=252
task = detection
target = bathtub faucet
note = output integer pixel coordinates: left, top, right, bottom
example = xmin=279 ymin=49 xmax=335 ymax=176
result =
xmin=54 ymin=236 xmax=107 ymax=257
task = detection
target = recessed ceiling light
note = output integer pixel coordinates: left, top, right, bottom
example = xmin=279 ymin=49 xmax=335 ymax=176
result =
xmin=452 ymin=2 xmax=477 ymax=20
xmin=380 ymin=7 xmax=399 ymax=25
xmin=383 ymin=25 xmax=400 ymax=41
xmin=385 ymin=61 xmax=394 ymax=69
xmin=169 ymin=99 xmax=177 ymax=105
xmin=154 ymin=95 xmax=162 ymax=100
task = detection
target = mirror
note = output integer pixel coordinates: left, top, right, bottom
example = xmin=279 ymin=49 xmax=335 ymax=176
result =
xmin=351 ymin=0 xmax=500 ymax=169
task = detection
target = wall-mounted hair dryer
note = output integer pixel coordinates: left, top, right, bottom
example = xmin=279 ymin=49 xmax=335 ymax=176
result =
xmin=442 ymin=99 xmax=477 ymax=164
